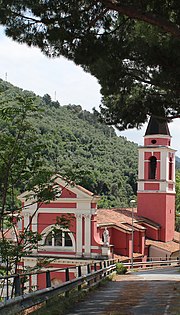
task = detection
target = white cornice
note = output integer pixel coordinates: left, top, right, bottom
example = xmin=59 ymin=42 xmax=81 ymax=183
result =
xmin=144 ymin=134 xmax=171 ymax=139
xmin=138 ymin=146 xmax=176 ymax=152
xmin=22 ymin=207 xmax=96 ymax=215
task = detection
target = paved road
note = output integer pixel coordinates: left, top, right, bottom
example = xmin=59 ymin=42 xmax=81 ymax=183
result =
xmin=66 ymin=267 xmax=180 ymax=315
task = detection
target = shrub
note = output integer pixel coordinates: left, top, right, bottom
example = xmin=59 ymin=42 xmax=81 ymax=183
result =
xmin=116 ymin=263 xmax=127 ymax=275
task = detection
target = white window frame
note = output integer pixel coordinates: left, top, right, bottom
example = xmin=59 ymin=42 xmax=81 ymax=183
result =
xmin=40 ymin=225 xmax=75 ymax=252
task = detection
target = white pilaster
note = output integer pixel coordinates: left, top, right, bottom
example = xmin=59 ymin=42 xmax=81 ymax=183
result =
xmin=23 ymin=258 xmax=37 ymax=291
xmin=172 ymin=153 xmax=176 ymax=182
xmin=23 ymin=213 xmax=30 ymax=230
xmin=31 ymin=274 xmax=37 ymax=290
xmin=138 ymin=149 xmax=144 ymax=179
xmin=84 ymin=214 xmax=91 ymax=256
xmin=31 ymin=213 xmax=38 ymax=233
xmin=76 ymin=214 xmax=83 ymax=256
xmin=166 ymin=152 xmax=169 ymax=181
xmin=137 ymin=181 xmax=144 ymax=192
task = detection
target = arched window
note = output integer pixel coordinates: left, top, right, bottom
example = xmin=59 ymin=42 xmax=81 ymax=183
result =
xmin=149 ymin=156 xmax=157 ymax=179
xmin=45 ymin=232 xmax=53 ymax=246
xmin=44 ymin=230 xmax=73 ymax=247
xmin=169 ymin=157 xmax=173 ymax=180
xmin=54 ymin=230 xmax=62 ymax=246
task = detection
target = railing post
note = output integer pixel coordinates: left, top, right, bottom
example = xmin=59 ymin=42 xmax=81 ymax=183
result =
xmin=94 ymin=263 xmax=97 ymax=283
xmin=99 ymin=262 xmax=102 ymax=279
xmin=87 ymin=264 xmax=90 ymax=274
xmin=65 ymin=268 xmax=70 ymax=297
xmin=110 ymin=260 xmax=114 ymax=273
xmin=65 ymin=268 xmax=70 ymax=282
xmin=6 ymin=276 xmax=9 ymax=300
xmin=104 ymin=260 xmax=107 ymax=277
xmin=107 ymin=260 xmax=110 ymax=274
xmin=78 ymin=265 xmax=81 ymax=291
xmin=14 ymin=275 xmax=21 ymax=296
xmin=46 ymin=271 xmax=51 ymax=288
xmin=87 ymin=264 xmax=91 ymax=287
xmin=94 ymin=262 xmax=97 ymax=272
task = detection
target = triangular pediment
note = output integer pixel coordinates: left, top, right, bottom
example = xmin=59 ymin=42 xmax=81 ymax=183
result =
xmin=18 ymin=174 xmax=99 ymax=202
xmin=54 ymin=175 xmax=95 ymax=199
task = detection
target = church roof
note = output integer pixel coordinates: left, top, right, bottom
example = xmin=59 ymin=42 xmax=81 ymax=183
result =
xmin=145 ymin=116 xmax=171 ymax=136
xmin=96 ymin=208 xmax=146 ymax=231
xmin=146 ymin=236 xmax=179 ymax=253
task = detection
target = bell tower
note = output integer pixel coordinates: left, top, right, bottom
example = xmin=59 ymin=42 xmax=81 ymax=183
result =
xmin=137 ymin=116 xmax=176 ymax=242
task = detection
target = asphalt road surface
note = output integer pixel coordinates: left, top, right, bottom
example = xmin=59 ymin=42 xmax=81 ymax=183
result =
xmin=66 ymin=267 xmax=180 ymax=315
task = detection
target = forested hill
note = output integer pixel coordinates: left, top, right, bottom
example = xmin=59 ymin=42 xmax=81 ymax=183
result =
xmin=0 ymin=79 xmax=179 ymax=208
xmin=0 ymin=79 xmax=139 ymax=207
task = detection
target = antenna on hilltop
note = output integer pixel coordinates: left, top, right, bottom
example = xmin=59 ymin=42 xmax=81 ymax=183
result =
xmin=5 ymin=72 xmax=7 ymax=81
xmin=54 ymin=91 xmax=56 ymax=101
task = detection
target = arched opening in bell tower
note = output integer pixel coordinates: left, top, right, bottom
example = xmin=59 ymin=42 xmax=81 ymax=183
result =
xmin=149 ymin=156 xmax=157 ymax=179
xmin=169 ymin=157 xmax=173 ymax=180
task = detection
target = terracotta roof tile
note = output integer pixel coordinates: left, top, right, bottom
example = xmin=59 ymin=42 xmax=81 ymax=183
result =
xmin=174 ymin=231 xmax=180 ymax=242
xmin=98 ymin=222 xmax=132 ymax=232
xmin=146 ymin=239 xmax=179 ymax=253
xmin=113 ymin=254 xmax=129 ymax=261
xmin=114 ymin=252 xmax=143 ymax=261
xmin=138 ymin=217 xmax=160 ymax=228
xmin=97 ymin=208 xmax=145 ymax=231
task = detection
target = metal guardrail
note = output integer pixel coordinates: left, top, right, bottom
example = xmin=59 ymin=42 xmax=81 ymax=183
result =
xmin=0 ymin=259 xmax=116 ymax=315
xmin=0 ymin=258 xmax=179 ymax=314
xmin=123 ymin=259 xmax=179 ymax=268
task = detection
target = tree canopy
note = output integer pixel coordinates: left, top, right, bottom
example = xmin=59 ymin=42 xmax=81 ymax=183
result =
xmin=1 ymin=1 xmax=180 ymax=129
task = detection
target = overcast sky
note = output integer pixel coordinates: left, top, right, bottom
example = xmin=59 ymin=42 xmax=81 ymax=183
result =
xmin=0 ymin=27 xmax=179 ymax=156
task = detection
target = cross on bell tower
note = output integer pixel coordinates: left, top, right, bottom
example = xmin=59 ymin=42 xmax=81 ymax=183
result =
xmin=137 ymin=116 xmax=176 ymax=242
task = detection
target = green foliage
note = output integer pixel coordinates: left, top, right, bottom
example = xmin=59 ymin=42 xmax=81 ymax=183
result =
xmin=176 ymin=156 xmax=180 ymax=169
xmin=116 ymin=262 xmax=127 ymax=275
xmin=0 ymin=2 xmax=180 ymax=128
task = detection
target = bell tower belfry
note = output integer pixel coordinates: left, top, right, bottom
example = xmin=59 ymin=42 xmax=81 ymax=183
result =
xmin=137 ymin=116 xmax=176 ymax=242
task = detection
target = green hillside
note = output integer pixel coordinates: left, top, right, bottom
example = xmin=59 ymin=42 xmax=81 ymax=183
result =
xmin=0 ymin=79 xmax=139 ymax=207
xmin=0 ymin=79 xmax=179 ymax=208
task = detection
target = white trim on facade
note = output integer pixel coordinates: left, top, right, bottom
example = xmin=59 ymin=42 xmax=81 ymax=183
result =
xmin=84 ymin=214 xmax=91 ymax=256
xmin=76 ymin=213 xmax=83 ymax=256
xmin=22 ymin=207 xmax=97 ymax=215
xmin=23 ymin=213 xmax=30 ymax=230
xmin=138 ymin=150 xmax=144 ymax=179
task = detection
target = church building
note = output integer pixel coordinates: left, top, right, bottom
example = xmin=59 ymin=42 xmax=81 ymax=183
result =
xmin=17 ymin=116 xmax=179 ymax=289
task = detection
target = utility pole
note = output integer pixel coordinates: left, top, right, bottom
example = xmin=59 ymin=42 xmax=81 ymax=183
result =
xmin=130 ymin=199 xmax=136 ymax=269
